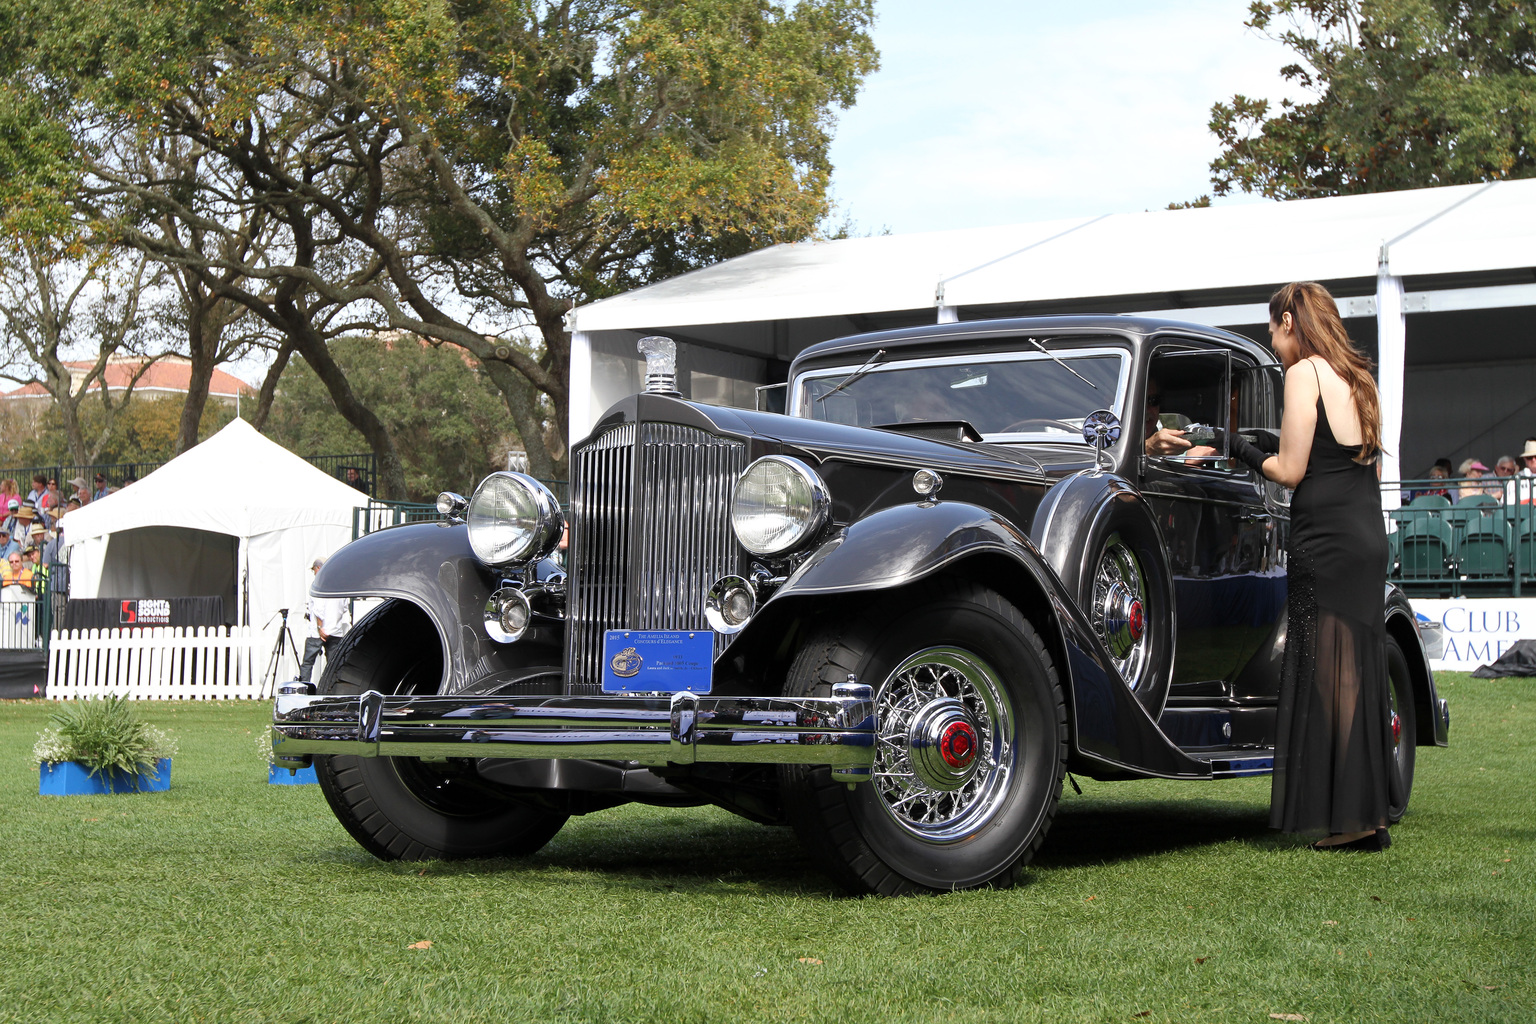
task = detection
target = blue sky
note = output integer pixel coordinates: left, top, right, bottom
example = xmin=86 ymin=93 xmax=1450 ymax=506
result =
xmin=825 ymin=0 xmax=1307 ymax=234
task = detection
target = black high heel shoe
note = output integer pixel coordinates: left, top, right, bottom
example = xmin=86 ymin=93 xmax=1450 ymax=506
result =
xmin=1312 ymin=828 xmax=1391 ymax=852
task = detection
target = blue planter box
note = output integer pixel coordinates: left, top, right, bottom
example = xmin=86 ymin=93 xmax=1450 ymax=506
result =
xmin=268 ymin=763 xmax=317 ymax=786
xmin=39 ymin=758 xmax=171 ymax=796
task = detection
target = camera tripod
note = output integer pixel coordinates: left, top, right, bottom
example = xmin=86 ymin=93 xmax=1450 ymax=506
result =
xmin=259 ymin=607 xmax=301 ymax=699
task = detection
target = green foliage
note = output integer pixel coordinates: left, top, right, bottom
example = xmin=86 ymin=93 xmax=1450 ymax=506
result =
xmin=263 ymin=334 xmax=515 ymax=500
xmin=1209 ymin=0 xmax=1536 ymax=198
xmin=1 ymin=0 xmax=880 ymax=478
xmin=0 ymin=395 xmax=236 ymax=467
xmin=31 ymin=694 xmax=177 ymax=780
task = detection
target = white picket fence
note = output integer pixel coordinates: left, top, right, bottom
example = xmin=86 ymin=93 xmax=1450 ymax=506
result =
xmin=47 ymin=625 xmax=267 ymax=700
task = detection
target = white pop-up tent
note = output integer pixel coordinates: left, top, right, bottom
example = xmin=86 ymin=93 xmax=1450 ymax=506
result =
xmin=61 ymin=418 xmax=370 ymax=630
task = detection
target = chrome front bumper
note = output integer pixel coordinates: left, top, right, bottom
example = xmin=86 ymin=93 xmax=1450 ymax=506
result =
xmin=271 ymin=682 xmax=876 ymax=783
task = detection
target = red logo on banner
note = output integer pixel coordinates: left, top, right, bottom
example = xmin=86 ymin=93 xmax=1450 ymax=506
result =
xmin=120 ymin=600 xmax=137 ymax=624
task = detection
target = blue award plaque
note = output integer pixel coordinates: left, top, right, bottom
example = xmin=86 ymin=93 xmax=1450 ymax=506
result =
xmin=601 ymin=630 xmax=714 ymax=694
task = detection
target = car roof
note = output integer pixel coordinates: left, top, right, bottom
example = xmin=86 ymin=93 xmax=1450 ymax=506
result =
xmin=788 ymin=315 xmax=1276 ymax=377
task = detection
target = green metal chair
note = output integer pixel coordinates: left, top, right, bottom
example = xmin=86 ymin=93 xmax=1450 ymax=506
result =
xmin=1397 ymin=515 xmax=1456 ymax=581
xmin=1458 ymin=512 xmax=1511 ymax=579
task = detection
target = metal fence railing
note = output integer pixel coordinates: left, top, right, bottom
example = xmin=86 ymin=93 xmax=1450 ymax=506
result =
xmin=0 ymin=561 xmax=67 ymax=652
xmin=1384 ymin=476 xmax=1536 ymax=597
xmin=352 ymin=502 xmax=441 ymax=540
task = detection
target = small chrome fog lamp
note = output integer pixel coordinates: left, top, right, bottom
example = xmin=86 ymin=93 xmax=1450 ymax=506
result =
xmin=485 ymin=587 xmax=533 ymax=643
xmin=705 ymin=575 xmax=757 ymax=634
xmin=912 ymin=469 xmax=942 ymax=498
xmin=437 ymin=491 xmax=468 ymax=520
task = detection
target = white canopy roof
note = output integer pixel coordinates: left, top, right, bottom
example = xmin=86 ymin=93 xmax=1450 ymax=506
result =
xmin=63 ymin=418 xmax=369 ymax=544
xmin=571 ymin=178 xmax=1536 ymax=332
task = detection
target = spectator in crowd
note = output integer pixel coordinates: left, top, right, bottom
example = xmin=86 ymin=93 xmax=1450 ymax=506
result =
xmin=1409 ymin=463 xmax=1453 ymax=502
xmin=1 ymin=551 xmax=34 ymax=591
xmin=39 ymin=478 xmax=61 ymax=514
xmin=1456 ymin=458 xmax=1494 ymax=501
xmin=122 ymin=473 xmax=138 ymax=487
xmin=0 ymin=478 xmax=19 ymax=510
xmin=2 ymin=498 xmax=18 ymax=538
xmin=26 ymin=474 xmax=45 ymax=504
xmin=0 ymin=527 xmax=17 ymax=560
xmin=1493 ymin=455 xmax=1521 ymax=503
xmin=68 ymin=476 xmax=90 ymax=505
xmin=91 ymin=473 xmax=110 ymax=501
xmin=40 ymin=519 xmax=60 ymax=566
xmin=344 ymin=466 xmax=369 ymax=495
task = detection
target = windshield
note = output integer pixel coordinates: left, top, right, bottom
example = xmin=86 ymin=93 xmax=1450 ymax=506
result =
xmin=793 ymin=344 xmax=1128 ymax=442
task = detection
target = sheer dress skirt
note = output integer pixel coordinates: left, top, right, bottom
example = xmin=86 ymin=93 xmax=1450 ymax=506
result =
xmin=1270 ymin=404 xmax=1396 ymax=836
xmin=1269 ymin=553 xmax=1396 ymax=835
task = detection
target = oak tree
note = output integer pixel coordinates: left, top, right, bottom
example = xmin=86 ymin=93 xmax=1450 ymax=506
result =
xmin=1209 ymin=0 xmax=1536 ymax=199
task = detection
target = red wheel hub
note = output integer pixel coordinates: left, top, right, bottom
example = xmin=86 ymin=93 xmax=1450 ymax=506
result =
xmin=1390 ymin=710 xmax=1402 ymax=746
xmin=1127 ymin=599 xmax=1145 ymax=642
xmin=939 ymin=720 xmax=978 ymax=769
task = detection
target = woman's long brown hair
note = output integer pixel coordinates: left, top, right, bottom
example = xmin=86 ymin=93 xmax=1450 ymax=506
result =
xmin=1269 ymin=282 xmax=1382 ymax=463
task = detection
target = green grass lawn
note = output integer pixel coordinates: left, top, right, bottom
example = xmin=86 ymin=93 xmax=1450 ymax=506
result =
xmin=1 ymin=674 xmax=1531 ymax=1024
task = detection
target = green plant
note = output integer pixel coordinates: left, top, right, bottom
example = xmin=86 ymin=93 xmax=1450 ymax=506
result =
xmin=30 ymin=695 xmax=177 ymax=782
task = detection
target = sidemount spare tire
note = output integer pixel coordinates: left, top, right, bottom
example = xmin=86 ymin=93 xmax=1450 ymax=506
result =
xmin=313 ymin=599 xmax=568 ymax=861
xmin=1032 ymin=473 xmax=1173 ymax=716
xmin=779 ymin=578 xmax=1067 ymax=896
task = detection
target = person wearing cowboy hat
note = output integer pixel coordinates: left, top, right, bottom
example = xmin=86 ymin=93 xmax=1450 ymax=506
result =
xmin=68 ymin=476 xmax=90 ymax=505
xmin=1515 ymin=438 xmax=1536 ymax=504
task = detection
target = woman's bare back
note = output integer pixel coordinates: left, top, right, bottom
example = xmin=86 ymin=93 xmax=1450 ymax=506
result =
xmin=1306 ymin=355 xmax=1363 ymax=447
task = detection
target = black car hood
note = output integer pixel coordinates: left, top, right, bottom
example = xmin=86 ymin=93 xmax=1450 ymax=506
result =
xmin=585 ymin=394 xmax=1110 ymax=485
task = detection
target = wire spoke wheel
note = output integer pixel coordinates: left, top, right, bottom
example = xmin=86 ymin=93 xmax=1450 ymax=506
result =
xmin=872 ymin=648 xmax=1014 ymax=843
xmin=779 ymin=579 xmax=1066 ymax=895
xmin=1090 ymin=533 xmax=1150 ymax=690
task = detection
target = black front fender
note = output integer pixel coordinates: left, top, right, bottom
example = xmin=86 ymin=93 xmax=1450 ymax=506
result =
xmin=311 ymin=523 xmax=562 ymax=693
xmin=728 ymin=501 xmax=1210 ymax=779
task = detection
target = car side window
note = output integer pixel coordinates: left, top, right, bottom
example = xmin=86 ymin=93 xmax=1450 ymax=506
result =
xmin=1146 ymin=347 xmax=1233 ymax=472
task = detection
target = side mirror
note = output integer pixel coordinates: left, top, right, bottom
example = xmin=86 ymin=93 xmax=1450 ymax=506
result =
xmin=1082 ymin=410 xmax=1121 ymax=471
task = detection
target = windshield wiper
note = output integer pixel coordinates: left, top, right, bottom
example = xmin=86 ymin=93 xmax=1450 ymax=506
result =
xmin=815 ymin=348 xmax=886 ymax=403
xmin=1029 ymin=338 xmax=1098 ymax=390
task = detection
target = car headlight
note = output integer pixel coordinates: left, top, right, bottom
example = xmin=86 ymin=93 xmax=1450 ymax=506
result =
xmin=730 ymin=456 xmax=830 ymax=557
xmin=466 ymin=472 xmax=564 ymax=567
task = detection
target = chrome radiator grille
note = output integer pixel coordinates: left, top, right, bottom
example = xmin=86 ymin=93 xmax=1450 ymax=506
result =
xmin=566 ymin=422 xmax=747 ymax=693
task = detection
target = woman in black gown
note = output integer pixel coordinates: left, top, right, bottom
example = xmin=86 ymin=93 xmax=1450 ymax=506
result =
xmin=1228 ymin=282 xmax=1395 ymax=851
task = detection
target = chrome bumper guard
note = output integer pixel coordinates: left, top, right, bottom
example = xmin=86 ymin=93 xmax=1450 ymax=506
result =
xmin=271 ymin=682 xmax=877 ymax=783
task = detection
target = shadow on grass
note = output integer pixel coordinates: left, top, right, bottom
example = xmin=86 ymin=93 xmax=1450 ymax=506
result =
xmin=308 ymin=794 xmax=1298 ymax=897
xmin=1035 ymin=797 xmax=1281 ymax=869
xmin=315 ymin=806 xmax=844 ymax=896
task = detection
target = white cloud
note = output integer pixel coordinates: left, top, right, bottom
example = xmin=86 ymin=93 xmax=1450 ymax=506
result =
xmin=828 ymin=0 xmax=1311 ymax=233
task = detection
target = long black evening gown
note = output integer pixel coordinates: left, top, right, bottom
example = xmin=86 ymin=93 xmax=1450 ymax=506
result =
xmin=1270 ymin=388 xmax=1397 ymax=835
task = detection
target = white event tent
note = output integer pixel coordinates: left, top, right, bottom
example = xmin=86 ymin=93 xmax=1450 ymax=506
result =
xmin=568 ymin=178 xmax=1536 ymax=503
xmin=61 ymin=418 xmax=369 ymax=630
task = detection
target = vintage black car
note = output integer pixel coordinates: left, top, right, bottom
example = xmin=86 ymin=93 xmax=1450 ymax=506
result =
xmin=273 ymin=316 xmax=1448 ymax=895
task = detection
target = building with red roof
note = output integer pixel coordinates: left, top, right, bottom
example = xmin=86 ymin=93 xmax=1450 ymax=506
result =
xmin=1 ymin=356 xmax=255 ymax=408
